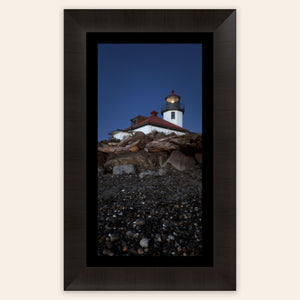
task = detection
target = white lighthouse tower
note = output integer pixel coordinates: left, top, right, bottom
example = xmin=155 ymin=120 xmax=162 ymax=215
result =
xmin=161 ymin=90 xmax=185 ymax=127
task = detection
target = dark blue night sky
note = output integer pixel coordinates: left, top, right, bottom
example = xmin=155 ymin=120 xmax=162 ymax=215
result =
xmin=98 ymin=44 xmax=202 ymax=141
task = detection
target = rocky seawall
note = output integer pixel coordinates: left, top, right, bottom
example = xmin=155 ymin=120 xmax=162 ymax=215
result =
xmin=97 ymin=130 xmax=203 ymax=256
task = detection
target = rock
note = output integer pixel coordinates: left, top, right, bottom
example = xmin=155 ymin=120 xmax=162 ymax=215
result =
xmin=112 ymin=164 xmax=135 ymax=175
xmin=128 ymin=248 xmax=137 ymax=255
xmin=98 ymin=146 xmax=118 ymax=153
xmin=144 ymin=133 xmax=202 ymax=153
xmin=155 ymin=234 xmax=162 ymax=242
xmin=129 ymin=145 xmax=139 ymax=152
xmin=134 ymin=219 xmax=145 ymax=226
xmin=194 ymin=152 xmax=202 ymax=164
xmin=148 ymin=130 xmax=158 ymax=139
xmin=139 ymin=170 xmax=156 ymax=179
xmin=126 ymin=230 xmax=134 ymax=238
xmin=144 ymin=140 xmax=179 ymax=153
xmin=109 ymin=233 xmax=120 ymax=242
xmin=140 ymin=238 xmax=149 ymax=248
xmin=117 ymin=135 xmax=133 ymax=147
xmin=103 ymin=249 xmax=114 ymax=256
xmin=102 ymin=190 xmax=115 ymax=201
xmin=164 ymin=151 xmax=196 ymax=171
xmin=98 ymin=151 xmax=107 ymax=166
xmin=105 ymin=241 xmax=113 ymax=249
xmin=157 ymin=168 xmax=167 ymax=176
xmin=153 ymin=132 xmax=166 ymax=141
xmin=105 ymin=151 xmax=168 ymax=172
xmin=98 ymin=166 xmax=104 ymax=176
xmin=131 ymin=131 xmax=146 ymax=142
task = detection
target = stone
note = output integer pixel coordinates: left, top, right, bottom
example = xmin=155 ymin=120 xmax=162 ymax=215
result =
xmin=105 ymin=241 xmax=113 ymax=249
xmin=112 ymin=164 xmax=135 ymax=175
xmin=164 ymin=150 xmax=196 ymax=171
xmin=155 ymin=234 xmax=162 ymax=242
xmin=102 ymin=190 xmax=115 ymax=201
xmin=129 ymin=145 xmax=139 ymax=152
xmin=153 ymin=132 xmax=166 ymax=141
xmin=144 ymin=140 xmax=179 ymax=153
xmin=126 ymin=230 xmax=134 ymax=238
xmin=109 ymin=233 xmax=120 ymax=242
xmin=103 ymin=249 xmax=114 ymax=256
xmin=134 ymin=219 xmax=145 ymax=226
xmin=157 ymin=168 xmax=166 ymax=176
xmin=140 ymin=238 xmax=149 ymax=248
xmin=194 ymin=152 xmax=202 ymax=164
xmin=117 ymin=135 xmax=133 ymax=147
xmin=98 ymin=151 xmax=107 ymax=166
xmin=148 ymin=130 xmax=158 ymax=139
xmin=139 ymin=170 xmax=156 ymax=179
xmin=131 ymin=131 xmax=146 ymax=142
xmin=98 ymin=146 xmax=118 ymax=153
xmin=98 ymin=166 xmax=104 ymax=176
xmin=105 ymin=151 xmax=168 ymax=172
xmin=128 ymin=248 xmax=137 ymax=255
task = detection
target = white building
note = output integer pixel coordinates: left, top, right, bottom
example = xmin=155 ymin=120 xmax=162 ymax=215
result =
xmin=109 ymin=91 xmax=189 ymax=140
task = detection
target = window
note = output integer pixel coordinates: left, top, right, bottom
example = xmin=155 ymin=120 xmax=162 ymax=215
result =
xmin=171 ymin=112 xmax=175 ymax=119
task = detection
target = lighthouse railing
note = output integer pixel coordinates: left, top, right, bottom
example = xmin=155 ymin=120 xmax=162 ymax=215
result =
xmin=161 ymin=102 xmax=185 ymax=113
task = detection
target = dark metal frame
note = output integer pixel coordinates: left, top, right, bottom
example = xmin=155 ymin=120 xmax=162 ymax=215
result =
xmin=64 ymin=9 xmax=236 ymax=290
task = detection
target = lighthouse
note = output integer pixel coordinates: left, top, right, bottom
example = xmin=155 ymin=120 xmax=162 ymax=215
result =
xmin=109 ymin=90 xmax=189 ymax=140
xmin=161 ymin=90 xmax=185 ymax=127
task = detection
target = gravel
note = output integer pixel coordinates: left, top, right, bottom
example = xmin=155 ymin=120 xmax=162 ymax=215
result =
xmin=97 ymin=165 xmax=203 ymax=256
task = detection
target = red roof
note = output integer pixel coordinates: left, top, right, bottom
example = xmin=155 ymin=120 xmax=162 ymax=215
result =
xmin=124 ymin=111 xmax=189 ymax=132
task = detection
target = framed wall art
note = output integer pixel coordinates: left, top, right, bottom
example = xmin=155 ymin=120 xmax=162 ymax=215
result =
xmin=64 ymin=9 xmax=236 ymax=290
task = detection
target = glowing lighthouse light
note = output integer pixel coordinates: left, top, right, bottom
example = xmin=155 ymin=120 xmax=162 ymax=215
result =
xmin=166 ymin=90 xmax=180 ymax=104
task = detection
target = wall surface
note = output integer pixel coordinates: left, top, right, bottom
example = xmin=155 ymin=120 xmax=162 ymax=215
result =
xmin=132 ymin=125 xmax=186 ymax=135
xmin=163 ymin=110 xmax=183 ymax=127
xmin=1 ymin=0 xmax=300 ymax=299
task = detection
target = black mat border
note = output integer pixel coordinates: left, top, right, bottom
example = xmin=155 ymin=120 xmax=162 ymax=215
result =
xmin=86 ymin=32 xmax=213 ymax=268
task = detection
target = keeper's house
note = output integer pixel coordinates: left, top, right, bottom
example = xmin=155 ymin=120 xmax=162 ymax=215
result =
xmin=109 ymin=90 xmax=189 ymax=140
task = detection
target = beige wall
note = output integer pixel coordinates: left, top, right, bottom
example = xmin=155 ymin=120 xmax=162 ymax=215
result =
xmin=1 ymin=1 xmax=300 ymax=299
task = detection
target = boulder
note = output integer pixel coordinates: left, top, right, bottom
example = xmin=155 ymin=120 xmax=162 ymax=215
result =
xmin=129 ymin=145 xmax=139 ymax=152
xmin=148 ymin=130 xmax=158 ymax=139
xmin=104 ymin=151 xmax=168 ymax=172
xmin=194 ymin=152 xmax=202 ymax=165
xmin=139 ymin=170 xmax=156 ymax=179
xmin=112 ymin=164 xmax=135 ymax=175
xmin=98 ymin=146 xmax=117 ymax=153
xmin=144 ymin=140 xmax=179 ymax=153
xmin=117 ymin=135 xmax=133 ymax=147
xmin=98 ymin=151 xmax=107 ymax=166
xmin=153 ymin=132 xmax=166 ymax=141
xmin=131 ymin=131 xmax=146 ymax=142
xmin=102 ymin=189 xmax=115 ymax=201
xmin=167 ymin=133 xmax=202 ymax=153
xmin=164 ymin=150 xmax=196 ymax=171
xmin=98 ymin=166 xmax=104 ymax=176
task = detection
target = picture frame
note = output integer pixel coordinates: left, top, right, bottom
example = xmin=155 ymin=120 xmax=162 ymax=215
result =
xmin=64 ymin=9 xmax=236 ymax=290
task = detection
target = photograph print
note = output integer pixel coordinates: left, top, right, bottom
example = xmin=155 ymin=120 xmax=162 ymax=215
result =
xmin=97 ymin=43 xmax=203 ymax=258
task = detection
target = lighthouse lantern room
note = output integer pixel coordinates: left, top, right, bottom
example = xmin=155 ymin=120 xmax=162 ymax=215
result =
xmin=161 ymin=90 xmax=185 ymax=127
